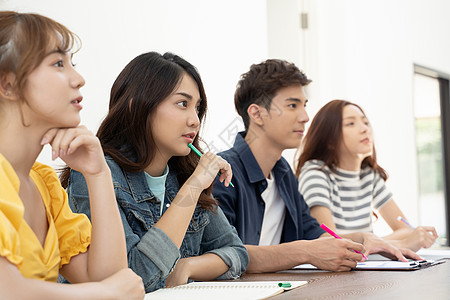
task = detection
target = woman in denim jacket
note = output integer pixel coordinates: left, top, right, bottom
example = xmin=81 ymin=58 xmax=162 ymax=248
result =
xmin=61 ymin=52 xmax=249 ymax=292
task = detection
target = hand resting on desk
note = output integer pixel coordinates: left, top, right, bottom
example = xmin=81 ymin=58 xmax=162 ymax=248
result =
xmin=357 ymin=232 xmax=423 ymax=262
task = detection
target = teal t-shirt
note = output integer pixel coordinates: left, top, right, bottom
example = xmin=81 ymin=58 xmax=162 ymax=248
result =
xmin=144 ymin=165 xmax=169 ymax=216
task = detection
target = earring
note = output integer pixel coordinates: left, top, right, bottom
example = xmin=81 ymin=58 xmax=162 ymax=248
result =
xmin=5 ymin=92 xmax=9 ymax=96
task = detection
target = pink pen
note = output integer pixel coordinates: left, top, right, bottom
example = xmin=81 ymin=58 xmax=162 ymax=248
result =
xmin=320 ymin=224 xmax=367 ymax=260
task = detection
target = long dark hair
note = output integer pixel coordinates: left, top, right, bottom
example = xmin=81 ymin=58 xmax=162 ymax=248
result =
xmin=61 ymin=52 xmax=217 ymax=210
xmin=295 ymin=99 xmax=387 ymax=180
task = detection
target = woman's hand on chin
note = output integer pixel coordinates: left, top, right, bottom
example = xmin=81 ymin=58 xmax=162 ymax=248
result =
xmin=40 ymin=125 xmax=109 ymax=177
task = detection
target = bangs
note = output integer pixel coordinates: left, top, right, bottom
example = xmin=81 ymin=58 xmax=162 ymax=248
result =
xmin=11 ymin=13 xmax=81 ymax=95
xmin=48 ymin=22 xmax=80 ymax=54
xmin=21 ymin=15 xmax=81 ymax=62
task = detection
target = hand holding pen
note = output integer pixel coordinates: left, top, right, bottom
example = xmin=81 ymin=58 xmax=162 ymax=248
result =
xmin=397 ymin=216 xmax=439 ymax=250
xmin=188 ymin=143 xmax=234 ymax=188
xmin=304 ymin=228 xmax=366 ymax=271
xmin=320 ymin=224 xmax=368 ymax=259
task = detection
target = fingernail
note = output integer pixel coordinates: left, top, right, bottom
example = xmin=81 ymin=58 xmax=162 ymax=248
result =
xmin=52 ymin=150 xmax=56 ymax=160
xmin=60 ymin=149 xmax=64 ymax=157
xmin=41 ymin=137 xmax=49 ymax=145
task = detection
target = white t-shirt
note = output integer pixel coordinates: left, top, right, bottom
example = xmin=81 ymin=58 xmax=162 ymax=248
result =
xmin=259 ymin=172 xmax=286 ymax=246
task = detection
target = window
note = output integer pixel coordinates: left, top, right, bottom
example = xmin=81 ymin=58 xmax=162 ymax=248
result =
xmin=413 ymin=65 xmax=450 ymax=246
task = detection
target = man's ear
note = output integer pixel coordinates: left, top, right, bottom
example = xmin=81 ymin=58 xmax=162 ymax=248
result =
xmin=247 ymin=103 xmax=266 ymax=126
xmin=0 ymin=72 xmax=17 ymax=100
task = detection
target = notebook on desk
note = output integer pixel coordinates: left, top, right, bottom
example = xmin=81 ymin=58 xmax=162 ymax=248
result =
xmin=355 ymin=259 xmax=445 ymax=270
xmin=144 ymin=281 xmax=308 ymax=300
xmin=294 ymin=259 xmax=445 ymax=271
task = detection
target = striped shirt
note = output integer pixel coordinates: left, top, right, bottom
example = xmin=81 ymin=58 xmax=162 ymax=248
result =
xmin=298 ymin=160 xmax=392 ymax=234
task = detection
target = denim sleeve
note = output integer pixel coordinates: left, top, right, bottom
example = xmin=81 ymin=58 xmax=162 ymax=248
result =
xmin=67 ymin=170 xmax=180 ymax=293
xmin=201 ymin=206 xmax=249 ymax=279
xmin=121 ymin=207 xmax=180 ymax=292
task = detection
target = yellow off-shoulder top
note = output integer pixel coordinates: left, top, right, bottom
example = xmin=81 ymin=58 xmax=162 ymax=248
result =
xmin=0 ymin=154 xmax=91 ymax=281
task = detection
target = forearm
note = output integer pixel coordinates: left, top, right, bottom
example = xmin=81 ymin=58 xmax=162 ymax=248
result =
xmin=154 ymin=177 xmax=202 ymax=248
xmin=1 ymin=262 xmax=104 ymax=300
xmin=245 ymin=242 xmax=311 ymax=273
xmin=185 ymin=253 xmax=229 ymax=281
xmin=19 ymin=279 xmax=105 ymax=300
xmin=85 ymin=167 xmax=127 ymax=280
xmin=246 ymin=237 xmax=368 ymax=273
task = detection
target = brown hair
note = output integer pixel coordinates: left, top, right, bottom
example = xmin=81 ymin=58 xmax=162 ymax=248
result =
xmin=295 ymin=100 xmax=387 ymax=180
xmin=0 ymin=11 xmax=79 ymax=100
xmin=60 ymin=52 xmax=217 ymax=210
xmin=234 ymin=59 xmax=311 ymax=131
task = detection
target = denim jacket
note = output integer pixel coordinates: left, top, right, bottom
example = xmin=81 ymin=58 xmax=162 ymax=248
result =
xmin=66 ymin=156 xmax=248 ymax=292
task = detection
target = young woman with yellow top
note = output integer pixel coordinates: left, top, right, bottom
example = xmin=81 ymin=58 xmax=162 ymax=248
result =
xmin=0 ymin=11 xmax=144 ymax=299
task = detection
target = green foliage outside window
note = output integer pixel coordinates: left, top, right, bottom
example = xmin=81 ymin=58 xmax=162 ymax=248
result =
xmin=415 ymin=117 xmax=444 ymax=194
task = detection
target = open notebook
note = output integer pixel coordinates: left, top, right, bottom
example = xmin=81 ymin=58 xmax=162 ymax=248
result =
xmin=144 ymin=281 xmax=308 ymax=300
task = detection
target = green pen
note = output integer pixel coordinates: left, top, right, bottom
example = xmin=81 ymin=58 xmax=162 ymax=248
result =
xmin=278 ymin=282 xmax=292 ymax=288
xmin=188 ymin=143 xmax=234 ymax=188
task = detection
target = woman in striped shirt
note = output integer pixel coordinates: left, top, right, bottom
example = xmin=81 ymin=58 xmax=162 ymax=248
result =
xmin=295 ymin=100 xmax=437 ymax=252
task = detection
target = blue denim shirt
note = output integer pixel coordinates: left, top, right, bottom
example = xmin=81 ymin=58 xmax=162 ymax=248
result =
xmin=212 ymin=132 xmax=324 ymax=245
xmin=67 ymin=156 xmax=248 ymax=292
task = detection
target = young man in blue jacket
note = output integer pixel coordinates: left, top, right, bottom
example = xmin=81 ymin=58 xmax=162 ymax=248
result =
xmin=212 ymin=59 xmax=421 ymax=273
